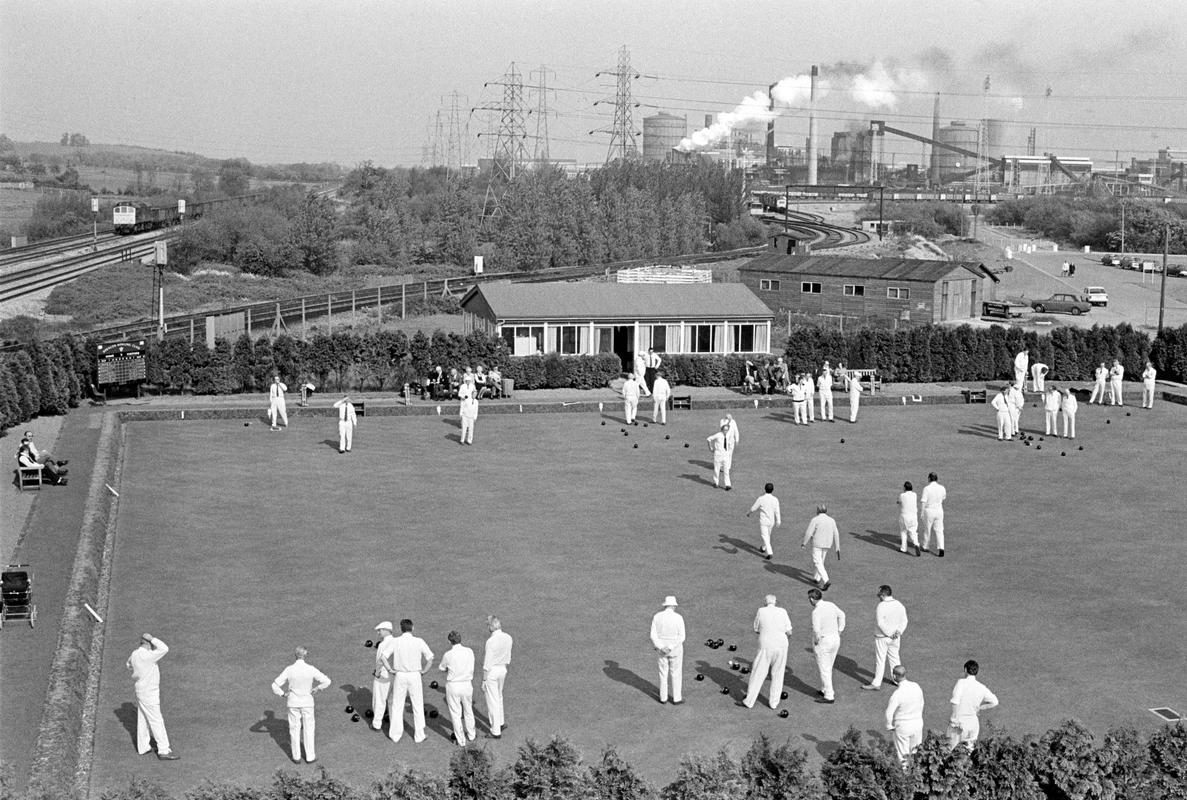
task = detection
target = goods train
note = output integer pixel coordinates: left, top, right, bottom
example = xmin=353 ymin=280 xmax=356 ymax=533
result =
xmin=112 ymin=192 xmax=265 ymax=235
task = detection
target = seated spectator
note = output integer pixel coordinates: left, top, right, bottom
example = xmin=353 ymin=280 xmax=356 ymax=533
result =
xmin=488 ymin=366 xmax=503 ymax=399
xmin=758 ymin=362 xmax=772 ymax=395
xmin=743 ymin=360 xmax=757 ymax=394
xmin=21 ymin=433 xmax=67 ymax=467
xmin=18 ymin=441 xmax=67 ymax=486
xmin=447 ymin=368 xmax=462 ymax=399
xmin=428 ymin=365 xmax=445 ymax=399
xmin=474 ymin=365 xmax=490 ymax=399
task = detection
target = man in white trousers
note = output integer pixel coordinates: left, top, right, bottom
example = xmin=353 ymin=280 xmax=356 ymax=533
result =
xmin=720 ymin=413 xmax=740 ymax=450
xmin=920 ymin=473 xmax=947 ymax=557
xmin=334 ymin=395 xmax=357 ymax=453
xmin=651 ymin=370 xmax=671 ymax=424
xmin=1044 ymin=385 xmax=1063 ymax=435
xmin=808 ymin=588 xmax=845 ymax=704
xmin=1089 ymin=362 xmax=1108 ymax=404
xmin=622 ymin=372 xmax=641 ymax=425
xmin=1141 ymin=361 xmax=1157 ymax=408
xmin=385 ymin=619 xmax=434 ymax=744
xmin=1109 ymin=359 xmax=1125 ymax=405
xmin=483 ymin=615 xmax=513 ymax=738
xmin=707 ymin=422 xmax=733 ymax=490
xmin=459 ymin=394 xmax=478 ymax=445
xmin=649 ymin=595 xmax=685 ymax=704
xmin=1030 ymin=361 xmax=1048 ymax=394
xmin=885 ymin=665 xmax=925 ymax=768
xmin=948 ymin=659 xmax=999 ymax=751
xmin=747 ymin=482 xmax=781 ymax=560
xmin=1013 ymin=349 xmax=1029 ymax=389
xmin=371 ymin=622 xmax=396 ymax=731
xmin=897 ymin=481 xmax=921 ymax=557
xmin=268 ymin=375 xmax=288 ymax=430
xmin=271 ymin=646 xmax=331 ymax=763
xmin=804 ymin=371 xmax=816 ymax=422
xmin=801 ymin=504 xmax=841 ymax=591
xmin=635 ymin=351 xmax=652 ymax=396
xmin=847 ymin=372 xmax=863 ymax=423
xmin=645 ymin=348 xmax=662 ymax=394
xmin=741 ymin=594 xmax=793 ymax=710
xmin=817 ymin=365 xmax=834 ymax=421
xmin=862 ymin=585 xmax=908 ymax=691
xmin=1061 ymin=388 xmax=1078 ymax=438
xmin=1006 ymin=382 xmax=1024 ymax=437
xmin=438 ymin=631 xmax=477 ymax=746
xmin=991 ymin=385 xmax=1011 ymax=440
xmin=127 ymin=633 xmax=179 ymax=760
xmin=790 ymin=375 xmax=809 ymax=425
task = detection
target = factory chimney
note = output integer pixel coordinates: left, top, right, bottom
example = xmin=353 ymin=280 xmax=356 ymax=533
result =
xmin=766 ymin=82 xmax=777 ymax=168
xmin=807 ymin=66 xmax=819 ymax=185
xmin=929 ymin=93 xmax=941 ymax=186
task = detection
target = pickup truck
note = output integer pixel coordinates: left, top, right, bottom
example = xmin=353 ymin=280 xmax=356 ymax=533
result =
xmin=1030 ymin=293 xmax=1092 ymax=315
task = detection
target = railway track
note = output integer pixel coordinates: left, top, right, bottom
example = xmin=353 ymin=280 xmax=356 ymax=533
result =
xmin=758 ymin=211 xmax=871 ymax=248
xmin=0 ymin=237 xmax=159 ymax=303
xmin=0 ymin=230 xmax=118 ymax=268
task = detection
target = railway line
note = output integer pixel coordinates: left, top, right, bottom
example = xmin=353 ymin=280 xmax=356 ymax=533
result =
xmin=0 ymin=235 xmax=161 ymax=303
xmin=0 ymin=230 xmax=118 ymax=269
xmin=759 ymin=211 xmax=872 ymax=248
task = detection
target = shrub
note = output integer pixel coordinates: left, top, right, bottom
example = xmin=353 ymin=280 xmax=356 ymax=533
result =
xmin=819 ymin=727 xmax=910 ymax=800
xmin=511 ymin=736 xmax=592 ymax=799
xmin=739 ymin=735 xmax=818 ymax=800
xmin=661 ymin=749 xmax=744 ymax=800
xmin=588 ymin=747 xmax=654 ymax=800
xmin=447 ymin=747 xmax=511 ymax=800
xmin=367 ymin=768 xmax=448 ymax=800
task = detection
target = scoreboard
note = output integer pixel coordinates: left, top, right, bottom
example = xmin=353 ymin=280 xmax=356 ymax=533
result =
xmin=97 ymin=341 xmax=146 ymax=386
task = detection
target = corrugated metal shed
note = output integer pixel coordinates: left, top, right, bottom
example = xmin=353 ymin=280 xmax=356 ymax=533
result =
xmin=461 ymin=282 xmax=773 ymax=321
xmin=742 ymin=253 xmax=992 ymax=283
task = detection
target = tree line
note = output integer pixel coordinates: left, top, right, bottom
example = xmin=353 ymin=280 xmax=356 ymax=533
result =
xmin=45 ymin=721 xmax=1187 ymax=800
xmin=986 ymin=196 xmax=1187 ymax=254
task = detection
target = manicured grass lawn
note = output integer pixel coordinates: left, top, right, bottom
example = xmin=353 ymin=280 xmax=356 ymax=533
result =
xmin=90 ymin=400 xmax=1187 ymax=794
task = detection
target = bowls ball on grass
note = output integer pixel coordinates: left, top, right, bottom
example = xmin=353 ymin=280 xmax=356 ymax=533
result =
xmin=364 ymin=640 xmax=373 ymax=648
xmin=779 ymin=709 xmax=789 ymax=718
xmin=780 ymin=691 xmax=788 ymax=700
xmin=429 ymin=709 xmax=438 ymax=719
xmin=695 ymin=674 xmax=705 ymax=681
xmin=727 ymin=644 xmax=737 ymax=652
xmin=365 ymin=709 xmax=374 ymax=719
xmin=351 ymin=714 xmax=360 ymax=722
xmin=430 ymin=680 xmax=439 ymax=690
xmin=719 ymin=686 xmax=730 ymax=695
xmin=740 ymin=666 xmax=751 ymax=674
xmin=345 ymin=705 xmax=354 ymax=714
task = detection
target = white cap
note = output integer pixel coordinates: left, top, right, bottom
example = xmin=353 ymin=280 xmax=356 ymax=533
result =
xmin=375 ymin=621 xmax=393 ymax=631
xmin=662 ymin=595 xmax=678 ymax=607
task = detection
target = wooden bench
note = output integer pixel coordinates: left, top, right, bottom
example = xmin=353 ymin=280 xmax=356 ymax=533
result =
xmin=671 ymin=395 xmax=692 ymax=410
xmin=17 ymin=463 xmax=43 ymax=491
xmin=963 ymin=387 xmax=988 ymax=404
xmin=835 ymin=369 xmax=882 ymax=395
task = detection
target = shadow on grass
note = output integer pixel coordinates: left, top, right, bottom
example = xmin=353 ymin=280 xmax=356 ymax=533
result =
xmin=693 ymin=658 xmax=743 ymax=701
xmin=801 ymin=732 xmax=841 ymax=759
xmin=248 ymin=709 xmax=289 ymax=755
xmin=957 ymin=424 xmax=1000 ymax=439
xmin=602 ymin=659 xmax=656 ymax=702
xmin=442 ymin=418 xmax=461 ymax=429
xmin=687 ymin=459 xmax=713 ymax=470
xmin=320 ymin=439 xmax=341 ymax=451
xmin=114 ymin=702 xmax=138 ymax=747
xmin=717 ymin=534 xmax=762 ymax=558
xmin=678 ymin=473 xmax=717 ymax=487
xmin=852 ymin=529 xmax=902 ymax=553
xmin=340 ymin=683 xmax=372 ymax=715
xmin=762 ymin=561 xmax=816 ymax=587
xmin=834 ymin=653 xmax=872 ymax=686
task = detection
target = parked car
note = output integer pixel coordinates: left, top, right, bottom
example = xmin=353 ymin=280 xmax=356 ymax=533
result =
xmin=1083 ymin=286 xmax=1108 ymax=307
xmin=1167 ymin=264 xmax=1186 ymax=278
xmin=1030 ymin=293 xmax=1092 ymax=315
xmin=1100 ymin=254 xmax=1121 ymax=266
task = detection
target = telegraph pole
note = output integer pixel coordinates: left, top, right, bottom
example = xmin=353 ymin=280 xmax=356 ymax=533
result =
xmin=1158 ymin=223 xmax=1169 ymax=332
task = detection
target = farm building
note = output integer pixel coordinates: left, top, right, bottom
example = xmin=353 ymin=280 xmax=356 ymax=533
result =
xmin=459 ymin=282 xmax=774 ymax=369
xmin=738 ymin=253 xmax=997 ymax=328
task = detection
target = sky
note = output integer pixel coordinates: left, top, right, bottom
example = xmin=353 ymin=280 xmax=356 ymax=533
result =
xmin=2 ymin=0 xmax=1186 ymax=170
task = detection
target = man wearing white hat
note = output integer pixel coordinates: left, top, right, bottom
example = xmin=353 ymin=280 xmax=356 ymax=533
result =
xmin=371 ymin=622 xmax=396 ymax=731
xmin=649 ymin=596 xmax=686 ymax=704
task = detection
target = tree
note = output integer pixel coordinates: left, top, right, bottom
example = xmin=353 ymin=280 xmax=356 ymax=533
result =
xmin=661 ymin=749 xmax=744 ymax=800
xmin=287 ymin=192 xmax=340 ymax=275
xmin=739 ymin=735 xmax=818 ymax=800
xmin=447 ymin=746 xmax=511 ymax=800
xmin=588 ymin=747 xmax=654 ymax=800
xmin=217 ymin=158 xmax=252 ymax=196
xmin=511 ymin=736 xmax=592 ymax=799
xmin=819 ymin=727 xmax=910 ymax=800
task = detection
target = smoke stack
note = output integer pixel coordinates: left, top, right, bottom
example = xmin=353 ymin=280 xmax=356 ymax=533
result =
xmin=807 ymin=66 xmax=819 ymax=185
xmin=766 ymin=82 xmax=777 ymax=168
xmin=929 ymin=93 xmax=941 ymax=186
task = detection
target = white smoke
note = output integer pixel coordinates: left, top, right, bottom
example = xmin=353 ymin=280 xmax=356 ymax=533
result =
xmin=678 ymin=61 xmax=926 ymax=152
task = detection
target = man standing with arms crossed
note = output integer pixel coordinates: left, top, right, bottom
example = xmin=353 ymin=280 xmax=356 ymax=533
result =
xmin=483 ymin=615 xmax=513 ymax=738
xmin=385 ymin=619 xmax=434 ymax=744
xmin=846 ymin=372 xmax=863 ymax=423
xmin=897 ymin=481 xmax=921 ymax=557
xmin=268 ymin=375 xmax=288 ymax=430
xmin=371 ymin=621 xmax=396 ymax=732
xmin=1044 ymin=385 xmax=1063 ymax=436
xmin=948 ymin=659 xmax=999 ymax=751
xmin=801 ymin=504 xmax=841 ymax=591
xmin=818 ymin=362 xmax=835 ymax=421
xmin=747 ymin=483 xmax=781 ymax=561
xmin=649 ymin=595 xmax=685 ymax=705
xmin=885 ymin=665 xmax=924 ymax=767
xmin=920 ymin=473 xmax=947 ymax=557
xmin=1006 ymin=382 xmax=1024 ymax=438
xmin=808 ymin=588 xmax=845 ymax=704
xmin=862 ymin=585 xmax=908 ymax=691
xmin=271 ymin=646 xmax=331 ymax=764
xmin=651 ymin=370 xmax=671 ymax=425
xmin=1109 ymin=359 xmax=1125 ymax=405
xmin=333 ymin=395 xmax=357 ymax=453
xmin=1089 ymin=362 xmax=1108 ymax=404
xmin=645 ymin=347 xmax=662 ymax=395
xmin=127 ymin=633 xmax=179 ymax=760
xmin=438 ymin=631 xmax=477 ymax=746
xmin=741 ymin=594 xmax=793 ymax=711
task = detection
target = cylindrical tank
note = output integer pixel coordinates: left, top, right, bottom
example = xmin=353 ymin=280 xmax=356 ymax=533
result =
xmin=936 ymin=121 xmax=980 ymax=178
xmin=643 ymin=113 xmax=687 ymax=162
xmin=984 ymin=118 xmax=1005 ymax=158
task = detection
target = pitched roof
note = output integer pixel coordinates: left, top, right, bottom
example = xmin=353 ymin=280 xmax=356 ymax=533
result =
xmin=461 ymin=281 xmax=773 ymax=321
xmin=740 ymin=253 xmax=992 ymax=282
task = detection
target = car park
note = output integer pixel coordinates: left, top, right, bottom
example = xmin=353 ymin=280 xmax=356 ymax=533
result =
xmin=1083 ymin=286 xmax=1108 ymax=307
xmin=1030 ymin=293 xmax=1092 ymax=315
xmin=1100 ymin=254 xmax=1121 ymax=266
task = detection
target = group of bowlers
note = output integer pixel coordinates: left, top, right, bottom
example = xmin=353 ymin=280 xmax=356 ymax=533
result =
xmin=650 ymin=583 xmax=998 ymax=769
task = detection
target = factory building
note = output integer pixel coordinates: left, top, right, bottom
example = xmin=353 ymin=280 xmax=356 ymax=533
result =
xmin=1002 ymin=156 xmax=1093 ymax=192
xmin=935 ymin=121 xmax=980 ymax=179
xmin=642 ymin=113 xmax=687 ymax=162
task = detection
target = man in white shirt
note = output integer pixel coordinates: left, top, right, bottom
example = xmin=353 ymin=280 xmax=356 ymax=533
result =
xmin=1141 ymin=361 xmax=1157 ymax=409
xmin=801 ymin=504 xmax=841 ymax=591
xmin=1061 ymin=388 xmax=1078 ymax=439
xmin=897 ymin=481 xmax=921 ymax=557
xmin=720 ymin=414 xmax=740 ymax=451
xmin=271 ymin=646 xmax=331 ymax=763
xmin=862 ymin=585 xmax=908 ymax=691
xmin=651 ymin=370 xmax=672 ymax=424
xmin=634 ymin=352 xmax=651 ymax=396
xmin=333 ymin=395 xmax=358 ymax=453
xmin=645 ymin=348 xmax=662 ymax=394
xmin=741 ymin=595 xmax=793 ymax=710
xmin=1030 ymin=361 xmax=1048 ymax=394
xmin=383 ymin=619 xmax=434 ymax=744
xmin=790 ymin=376 xmax=808 ymax=425
xmin=268 ymin=375 xmax=288 ymax=430
xmin=847 ymin=373 xmax=863 ymax=423
xmin=920 ymin=473 xmax=947 ymax=557
xmin=884 ymin=665 xmax=924 ymax=767
xmin=438 ymin=630 xmax=477 ymax=746
xmin=991 ymin=386 xmax=1011 ymax=440
xmin=808 ymin=588 xmax=845 ymax=703
xmin=804 ymin=371 xmax=816 ymax=422
xmin=818 ymin=363 xmax=835 ymax=421
xmin=1089 ymin=362 xmax=1108 ymax=404
xmin=1006 ymin=383 xmax=1024 ymax=438
xmin=483 ymin=615 xmax=513 ymax=738
xmin=1109 ymin=359 xmax=1125 ymax=405
xmin=948 ymin=659 xmax=999 ymax=751
xmin=622 ymin=373 xmax=641 ymax=425
xmin=459 ymin=394 xmax=479 ymax=445
xmin=1013 ymin=349 xmax=1029 ymax=389
xmin=127 ymin=633 xmax=178 ymax=760
xmin=747 ymin=483 xmax=781 ymax=560
xmin=649 ymin=595 xmax=686 ymax=704
xmin=1044 ymin=385 xmax=1063 ymax=435
xmin=707 ymin=422 xmax=733 ymax=490
xmin=371 ymin=622 xmax=396 ymax=731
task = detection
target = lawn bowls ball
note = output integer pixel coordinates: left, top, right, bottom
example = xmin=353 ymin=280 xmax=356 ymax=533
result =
xmin=684 ymin=443 xmax=690 ymax=447
xmin=728 ymin=644 xmax=737 ymax=651
xmin=740 ymin=666 xmax=750 ymax=674
xmin=345 ymin=706 xmax=353 ymax=714
xmin=429 ymin=709 xmax=438 ymax=719
xmin=601 ymin=421 xmax=606 ymax=426
xmin=780 ymin=691 xmax=788 ymax=700
xmin=365 ymin=709 xmax=374 ymax=718
xmin=779 ymin=709 xmax=789 ymax=718
xmin=665 ymin=435 xmax=671 ymax=440
xmin=351 ymin=714 xmax=360 ymax=722
xmin=633 ymin=443 xmax=638 ymax=449
xmin=715 ymin=639 xmax=724 ymax=647
xmin=364 ymin=640 xmax=373 ymax=648
xmin=695 ymin=674 xmax=705 ymax=681
xmin=430 ymin=680 xmax=439 ymax=690
xmin=720 ymin=686 xmax=730 ymax=694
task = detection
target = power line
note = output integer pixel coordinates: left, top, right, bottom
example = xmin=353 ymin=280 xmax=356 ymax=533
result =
xmin=592 ymin=45 xmax=640 ymax=163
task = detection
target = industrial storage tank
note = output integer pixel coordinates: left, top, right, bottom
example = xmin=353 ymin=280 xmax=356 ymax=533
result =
xmin=984 ymin=118 xmax=1005 ymax=158
xmin=936 ymin=121 xmax=980 ymax=179
xmin=643 ymin=113 xmax=688 ymax=162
